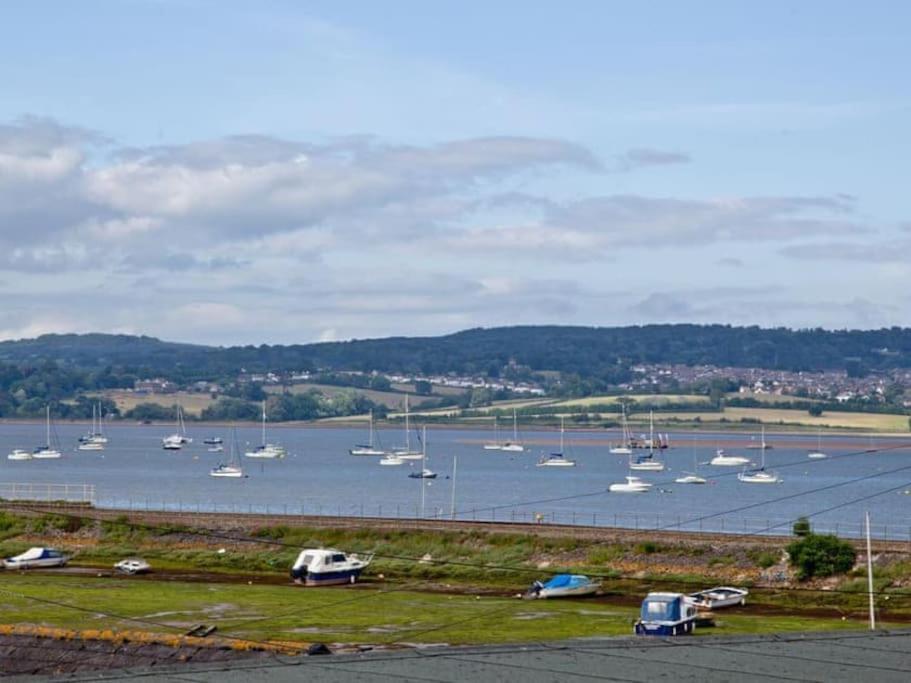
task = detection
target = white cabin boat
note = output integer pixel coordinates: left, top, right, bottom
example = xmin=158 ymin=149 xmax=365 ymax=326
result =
xmin=710 ymin=449 xmax=751 ymax=466
xmin=609 ymin=476 xmax=652 ymax=493
xmin=7 ymin=449 xmax=32 ymax=461
xmin=738 ymin=468 xmax=780 ymax=484
xmin=210 ymin=464 xmax=244 ymax=478
xmin=674 ymin=473 xmax=707 ymax=484
xmin=114 ymin=558 xmax=152 ymax=574
xmin=635 ymin=592 xmax=697 ymax=636
xmin=379 ymin=454 xmax=404 ymax=466
xmin=408 ymin=467 xmax=437 ymax=479
xmin=3 ymin=547 xmax=69 ymax=569
xmin=290 ymin=548 xmax=372 ymax=586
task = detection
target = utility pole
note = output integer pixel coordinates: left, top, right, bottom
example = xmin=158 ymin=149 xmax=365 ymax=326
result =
xmin=866 ymin=510 xmax=875 ymax=630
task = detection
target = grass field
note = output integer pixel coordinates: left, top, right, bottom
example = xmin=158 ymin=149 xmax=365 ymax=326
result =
xmin=0 ymin=574 xmax=894 ymax=646
xmin=643 ymin=407 xmax=910 ymax=431
xmin=553 ymin=394 xmax=710 ymax=408
xmin=99 ymin=391 xmax=216 ymax=417
xmin=264 ymin=383 xmax=416 ymax=409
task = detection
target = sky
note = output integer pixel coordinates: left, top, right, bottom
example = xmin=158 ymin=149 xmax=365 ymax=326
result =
xmin=0 ymin=0 xmax=909 ymax=345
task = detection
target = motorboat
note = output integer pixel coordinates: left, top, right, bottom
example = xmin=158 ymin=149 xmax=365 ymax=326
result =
xmin=290 ymin=548 xmax=372 ymax=586
xmin=738 ymin=468 xmax=781 ymax=484
xmin=210 ymin=463 xmax=244 ymax=478
xmin=525 ymin=574 xmax=599 ymax=599
xmin=207 ymin=445 xmax=224 ymax=453
xmin=808 ymin=451 xmax=828 ymax=460
xmin=379 ymin=454 xmax=404 ymax=466
xmin=674 ymin=473 xmax=707 ymax=484
xmin=350 ymin=409 xmax=386 ymax=455
xmin=162 ymin=435 xmax=183 ymax=450
xmin=3 ymin=547 xmax=69 ymax=569
xmin=114 ymin=558 xmax=151 ymax=574
xmin=635 ymin=592 xmax=697 ymax=636
xmin=710 ymin=449 xmax=751 ymax=466
xmin=408 ymin=467 xmax=437 ymax=479
xmin=609 ymin=446 xmax=632 ymax=455
xmin=609 ymin=476 xmax=652 ymax=493
xmin=7 ymin=449 xmax=32 ymax=461
xmin=687 ymin=586 xmax=748 ymax=610
xmin=203 ymin=437 xmax=223 ymax=445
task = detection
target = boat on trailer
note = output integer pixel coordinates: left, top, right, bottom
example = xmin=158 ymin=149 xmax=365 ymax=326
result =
xmin=687 ymin=586 xmax=748 ymax=610
xmin=635 ymin=592 xmax=697 ymax=636
xmin=290 ymin=548 xmax=372 ymax=586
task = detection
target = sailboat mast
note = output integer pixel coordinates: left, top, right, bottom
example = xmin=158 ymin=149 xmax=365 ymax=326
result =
xmin=513 ymin=408 xmax=518 ymax=441
xmin=560 ymin=416 xmax=565 ymax=453
xmin=405 ymin=396 xmax=411 ymax=451
xmin=261 ymin=401 xmax=266 ymax=446
xmin=46 ymin=405 xmax=50 ymax=446
xmin=649 ymin=410 xmax=654 ymax=456
xmin=420 ymin=425 xmax=427 ymax=518
xmin=368 ymin=409 xmax=374 ymax=447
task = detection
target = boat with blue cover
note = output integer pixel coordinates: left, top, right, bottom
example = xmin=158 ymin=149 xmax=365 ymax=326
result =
xmin=525 ymin=574 xmax=598 ymax=599
xmin=290 ymin=548 xmax=373 ymax=586
xmin=635 ymin=592 xmax=697 ymax=636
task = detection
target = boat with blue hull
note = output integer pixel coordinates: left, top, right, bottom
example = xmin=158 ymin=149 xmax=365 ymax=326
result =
xmin=290 ymin=548 xmax=373 ymax=586
xmin=635 ymin=592 xmax=697 ymax=636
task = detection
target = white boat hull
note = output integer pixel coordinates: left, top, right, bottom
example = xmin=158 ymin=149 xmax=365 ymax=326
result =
xmin=32 ymin=450 xmax=62 ymax=459
xmin=500 ymin=444 xmax=525 ymax=452
xmin=808 ymin=452 xmax=828 ymax=460
xmin=630 ymin=462 xmax=665 ymax=471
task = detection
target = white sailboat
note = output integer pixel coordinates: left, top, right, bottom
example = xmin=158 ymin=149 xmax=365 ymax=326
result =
xmin=210 ymin=427 xmax=245 ymax=478
xmin=675 ymin=437 xmax=707 ymax=484
xmin=808 ymin=430 xmax=828 ymax=459
xmin=162 ymin=404 xmax=191 ymax=450
xmin=483 ymin=415 xmax=503 ymax=450
xmin=609 ymin=407 xmax=633 ymax=455
xmin=350 ymin=409 xmax=385 ymax=456
xmin=737 ymin=449 xmax=780 ymax=484
xmin=629 ymin=411 xmax=664 ymax=471
xmin=500 ymin=408 xmax=525 ymax=452
xmin=537 ymin=417 xmax=576 ymax=467
xmin=78 ymin=403 xmax=106 ymax=451
xmin=244 ymin=401 xmax=285 ymax=459
xmin=393 ymin=396 xmax=423 ymax=459
xmin=408 ymin=426 xmax=438 ymax=478
xmin=32 ymin=405 xmax=62 ymax=459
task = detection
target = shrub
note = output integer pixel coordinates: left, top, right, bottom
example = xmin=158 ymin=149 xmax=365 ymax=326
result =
xmin=786 ymin=533 xmax=856 ymax=580
xmin=792 ymin=517 xmax=812 ymax=537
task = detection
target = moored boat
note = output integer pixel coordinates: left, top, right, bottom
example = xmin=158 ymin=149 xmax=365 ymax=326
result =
xmin=710 ymin=449 xmax=751 ymax=466
xmin=609 ymin=475 xmax=652 ymax=493
xmin=7 ymin=449 xmax=32 ymax=461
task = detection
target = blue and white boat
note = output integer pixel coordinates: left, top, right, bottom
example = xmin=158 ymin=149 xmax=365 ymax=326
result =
xmin=525 ymin=574 xmax=598 ymax=599
xmin=290 ymin=548 xmax=373 ymax=586
xmin=3 ymin=547 xmax=69 ymax=569
xmin=635 ymin=592 xmax=697 ymax=636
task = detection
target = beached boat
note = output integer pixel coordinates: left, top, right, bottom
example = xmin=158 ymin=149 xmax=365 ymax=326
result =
xmin=710 ymin=449 xmax=751 ymax=466
xmin=609 ymin=475 xmax=652 ymax=493
xmin=350 ymin=409 xmax=385 ymax=455
xmin=635 ymin=592 xmax=697 ymax=636
xmin=290 ymin=548 xmax=372 ymax=586
xmin=3 ymin=547 xmax=69 ymax=569
xmin=525 ymin=574 xmax=598 ymax=599
xmin=687 ymin=586 xmax=748 ymax=609
xmin=114 ymin=558 xmax=152 ymax=574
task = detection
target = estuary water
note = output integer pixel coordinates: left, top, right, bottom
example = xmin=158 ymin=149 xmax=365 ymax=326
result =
xmin=1 ymin=422 xmax=910 ymax=538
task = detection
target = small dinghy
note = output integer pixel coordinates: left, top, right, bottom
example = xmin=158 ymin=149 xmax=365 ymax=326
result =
xmin=687 ymin=586 xmax=748 ymax=609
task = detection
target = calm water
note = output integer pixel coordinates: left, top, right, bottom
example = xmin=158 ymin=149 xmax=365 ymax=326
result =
xmin=2 ymin=422 xmax=910 ymax=538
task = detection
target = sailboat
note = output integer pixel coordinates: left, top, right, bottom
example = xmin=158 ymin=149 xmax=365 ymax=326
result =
xmin=675 ymin=436 xmax=707 ymax=484
xmin=737 ymin=448 xmax=781 ymax=484
xmin=210 ymin=427 xmax=245 ymax=478
xmin=483 ymin=415 xmax=503 ymax=450
xmin=408 ymin=426 xmax=437 ymax=478
xmin=32 ymin=406 xmax=62 ymax=459
xmin=537 ymin=417 xmax=576 ymax=467
xmin=500 ymin=408 xmax=525 ymax=452
xmin=808 ymin=430 xmax=828 ymax=459
xmin=629 ymin=411 xmax=665 ymax=471
xmin=609 ymin=407 xmax=633 ymax=455
xmin=245 ymin=401 xmax=285 ymax=458
xmin=78 ymin=404 xmax=106 ymax=451
xmin=350 ymin=409 xmax=385 ymax=456
xmin=393 ymin=396 xmax=423 ymax=460
xmin=162 ymin=404 xmax=191 ymax=450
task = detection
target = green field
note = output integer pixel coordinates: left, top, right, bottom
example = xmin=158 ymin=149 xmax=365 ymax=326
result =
xmin=553 ymin=394 xmax=710 ymax=408
xmin=0 ymin=574 xmax=894 ymax=646
xmin=100 ymin=391 xmax=216 ymax=417
xmin=647 ymin=407 xmax=910 ymax=431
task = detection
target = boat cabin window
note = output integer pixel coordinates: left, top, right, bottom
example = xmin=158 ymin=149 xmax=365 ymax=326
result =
xmin=332 ymin=553 xmax=346 ymax=563
xmin=642 ymin=599 xmax=678 ymax=621
xmin=301 ymin=553 xmax=315 ymax=566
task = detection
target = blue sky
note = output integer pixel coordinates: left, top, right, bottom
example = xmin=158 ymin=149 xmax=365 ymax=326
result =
xmin=0 ymin=1 xmax=908 ymax=344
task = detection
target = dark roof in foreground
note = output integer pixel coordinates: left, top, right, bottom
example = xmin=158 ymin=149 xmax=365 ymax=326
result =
xmin=21 ymin=629 xmax=911 ymax=683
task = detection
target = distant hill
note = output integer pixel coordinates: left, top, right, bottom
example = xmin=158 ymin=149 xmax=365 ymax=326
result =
xmin=1 ymin=325 xmax=910 ymax=379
